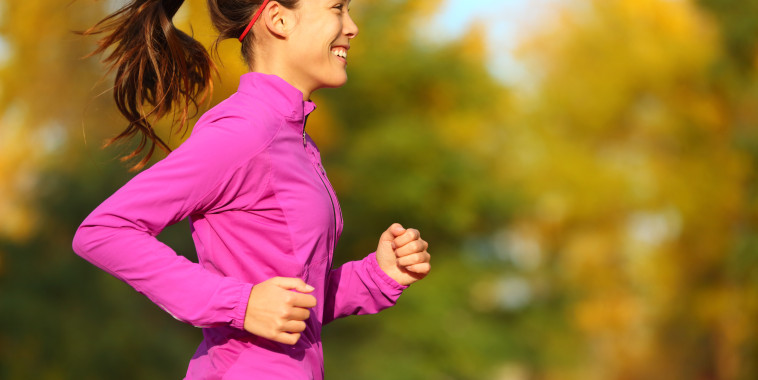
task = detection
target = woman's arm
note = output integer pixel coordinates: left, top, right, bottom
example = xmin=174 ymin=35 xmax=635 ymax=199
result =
xmin=72 ymin=122 xmax=261 ymax=330
xmin=322 ymin=223 xmax=431 ymax=324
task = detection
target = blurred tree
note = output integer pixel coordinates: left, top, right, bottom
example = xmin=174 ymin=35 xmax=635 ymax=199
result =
xmin=510 ymin=0 xmax=758 ymax=378
xmin=0 ymin=2 xmax=203 ymax=378
xmin=694 ymin=1 xmax=758 ymax=378
xmin=0 ymin=1 xmax=105 ymax=241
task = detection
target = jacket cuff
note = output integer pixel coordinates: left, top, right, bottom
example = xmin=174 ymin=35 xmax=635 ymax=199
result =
xmin=367 ymin=252 xmax=408 ymax=294
xmin=230 ymin=282 xmax=254 ymax=330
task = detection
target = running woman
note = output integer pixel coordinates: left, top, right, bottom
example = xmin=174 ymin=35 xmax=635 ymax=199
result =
xmin=72 ymin=0 xmax=431 ymax=378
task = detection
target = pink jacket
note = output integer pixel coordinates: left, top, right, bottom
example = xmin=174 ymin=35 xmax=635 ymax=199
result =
xmin=72 ymin=72 xmax=407 ymax=379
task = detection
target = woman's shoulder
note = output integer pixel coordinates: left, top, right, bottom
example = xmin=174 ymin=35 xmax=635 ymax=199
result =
xmin=197 ymin=93 xmax=282 ymax=136
xmin=187 ymin=93 xmax=284 ymax=153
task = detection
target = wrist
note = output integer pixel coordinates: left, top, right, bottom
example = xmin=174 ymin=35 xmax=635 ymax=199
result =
xmin=369 ymin=252 xmax=409 ymax=290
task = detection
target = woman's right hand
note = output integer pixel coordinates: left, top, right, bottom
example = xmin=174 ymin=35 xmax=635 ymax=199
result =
xmin=243 ymin=277 xmax=317 ymax=345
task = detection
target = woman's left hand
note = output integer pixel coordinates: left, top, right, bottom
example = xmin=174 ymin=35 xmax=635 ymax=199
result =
xmin=376 ymin=223 xmax=431 ymax=286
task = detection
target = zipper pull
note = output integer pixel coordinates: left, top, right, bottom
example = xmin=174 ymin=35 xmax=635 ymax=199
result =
xmin=302 ymin=114 xmax=309 ymax=148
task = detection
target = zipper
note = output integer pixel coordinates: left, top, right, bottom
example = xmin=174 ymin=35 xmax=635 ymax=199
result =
xmin=315 ymin=164 xmax=338 ymax=255
xmin=302 ymin=116 xmax=339 ymax=256
xmin=303 ymin=114 xmax=309 ymax=147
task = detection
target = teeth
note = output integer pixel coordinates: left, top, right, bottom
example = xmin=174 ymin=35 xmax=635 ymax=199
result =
xmin=331 ymin=49 xmax=347 ymax=59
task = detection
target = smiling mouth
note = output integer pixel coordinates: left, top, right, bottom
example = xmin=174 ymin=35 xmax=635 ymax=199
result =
xmin=331 ymin=47 xmax=348 ymax=60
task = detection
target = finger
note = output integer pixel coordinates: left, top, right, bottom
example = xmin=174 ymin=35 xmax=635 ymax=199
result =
xmin=394 ymin=228 xmax=421 ymax=247
xmin=285 ymin=292 xmax=317 ymax=309
xmin=281 ymin=320 xmax=307 ymax=334
xmin=272 ymin=277 xmax=315 ymax=293
xmin=394 ymin=239 xmax=428 ymax=257
xmin=379 ymin=223 xmax=406 ymax=246
xmin=287 ymin=307 xmax=311 ymax=322
xmin=397 ymin=251 xmax=431 ymax=267
xmin=275 ymin=332 xmax=301 ymax=346
xmin=388 ymin=223 xmax=406 ymax=236
xmin=405 ymin=262 xmax=431 ymax=274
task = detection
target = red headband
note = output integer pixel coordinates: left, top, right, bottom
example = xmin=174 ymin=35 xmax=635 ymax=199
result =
xmin=239 ymin=0 xmax=271 ymax=42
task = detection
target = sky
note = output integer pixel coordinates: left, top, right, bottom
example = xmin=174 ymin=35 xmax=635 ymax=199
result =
xmin=429 ymin=0 xmax=561 ymax=83
xmin=434 ymin=0 xmax=516 ymax=37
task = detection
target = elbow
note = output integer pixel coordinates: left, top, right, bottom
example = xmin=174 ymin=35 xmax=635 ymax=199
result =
xmin=72 ymin=222 xmax=101 ymax=262
xmin=71 ymin=222 xmax=120 ymax=274
xmin=71 ymin=224 xmax=91 ymax=259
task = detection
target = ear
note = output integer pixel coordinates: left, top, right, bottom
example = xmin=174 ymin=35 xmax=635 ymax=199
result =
xmin=261 ymin=1 xmax=295 ymax=38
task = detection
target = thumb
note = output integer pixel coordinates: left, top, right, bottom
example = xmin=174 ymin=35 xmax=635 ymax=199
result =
xmin=378 ymin=239 xmax=395 ymax=255
xmin=376 ymin=238 xmax=398 ymax=268
xmin=380 ymin=223 xmax=406 ymax=244
xmin=272 ymin=277 xmax=315 ymax=293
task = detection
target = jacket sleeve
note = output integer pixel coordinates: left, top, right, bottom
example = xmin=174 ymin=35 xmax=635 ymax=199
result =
xmin=322 ymin=252 xmax=408 ymax=324
xmin=72 ymin=119 xmax=262 ymax=330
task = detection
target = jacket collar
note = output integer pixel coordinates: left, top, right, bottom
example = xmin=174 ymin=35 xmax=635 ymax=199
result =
xmin=237 ymin=72 xmax=317 ymax=124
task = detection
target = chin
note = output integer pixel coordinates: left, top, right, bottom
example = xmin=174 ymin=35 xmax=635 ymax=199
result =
xmin=323 ymin=76 xmax=348 ymax=89
xmin=321 ymin=71 xmax=349 ymax=88
xmin=310 ymin=73 xmax=349 ymax=93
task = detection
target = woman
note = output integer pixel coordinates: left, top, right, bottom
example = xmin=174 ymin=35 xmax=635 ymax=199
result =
xmin=72 ymin=0 xmax=431 ymax=378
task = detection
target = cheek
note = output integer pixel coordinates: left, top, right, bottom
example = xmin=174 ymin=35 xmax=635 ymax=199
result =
xmin=301 ymin=32 xmax=328 ymax=55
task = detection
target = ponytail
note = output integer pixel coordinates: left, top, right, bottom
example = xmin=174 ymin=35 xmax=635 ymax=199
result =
xmin=81 ymin=0 xmax=215 ymax=171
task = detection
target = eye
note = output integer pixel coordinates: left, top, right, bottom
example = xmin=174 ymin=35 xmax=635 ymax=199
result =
xmin=333 ymin=2 xmax=347 ymax=12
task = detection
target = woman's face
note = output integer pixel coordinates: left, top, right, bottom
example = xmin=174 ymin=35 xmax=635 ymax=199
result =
xmin=284 ymin=0 xmax=358 ymax=96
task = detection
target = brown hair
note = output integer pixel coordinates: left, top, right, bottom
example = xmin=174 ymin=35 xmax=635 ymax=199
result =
xmin=81 ymin=0 xmax=299 ymax=171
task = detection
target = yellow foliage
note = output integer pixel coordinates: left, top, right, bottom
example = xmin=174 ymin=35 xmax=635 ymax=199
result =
xmin=459 ymin=24 xmax=489 ymax=64
xmin=504 ymin=0 xmax=755 ymax=377
xmin=0 ymin=115 xmax=42 ymax=241
xmin=560 ymin=228 xmax=622 ymax=287
xmin=405 ymin=0 xmax=444 ymax=18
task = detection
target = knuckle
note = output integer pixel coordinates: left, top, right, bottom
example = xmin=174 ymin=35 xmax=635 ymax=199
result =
xmin=281 ymin=333 xmax=299 ymax=345
xmin=401 ymin=255 xmax=418 ymax=266
xmin=418 ymin=263 xmax=431 ymax=273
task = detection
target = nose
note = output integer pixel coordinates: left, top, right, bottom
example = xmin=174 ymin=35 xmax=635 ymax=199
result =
xmin=344 ymin=12 xmax=359 ymax=39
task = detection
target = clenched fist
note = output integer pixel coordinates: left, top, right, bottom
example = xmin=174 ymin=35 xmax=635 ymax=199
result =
xmin=376 ymin=223 xmax=431 ymax=286
xmin=243 ymin=277 xmax=317 ymax=345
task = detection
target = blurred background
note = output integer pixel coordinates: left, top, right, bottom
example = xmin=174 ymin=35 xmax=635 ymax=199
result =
xmin=1 ymin=0 xmax=758 ymax=378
